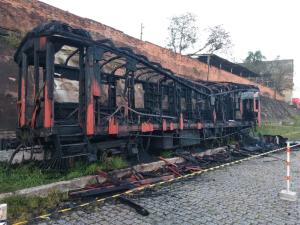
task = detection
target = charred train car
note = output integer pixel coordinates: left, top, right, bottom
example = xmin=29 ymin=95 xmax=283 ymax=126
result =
xmin=14 ymin=21 xmax=261 ymax=162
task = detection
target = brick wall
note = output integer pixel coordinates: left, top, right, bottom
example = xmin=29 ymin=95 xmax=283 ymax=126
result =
xmin=0 ymin=0 xmax=282 ymax=100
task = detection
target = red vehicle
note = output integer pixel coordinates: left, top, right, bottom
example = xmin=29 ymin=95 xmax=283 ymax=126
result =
xmin=292 ymin=98 xmax=300 ymax=109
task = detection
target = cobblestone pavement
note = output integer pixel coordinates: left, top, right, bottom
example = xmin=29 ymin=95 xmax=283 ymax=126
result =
xmin=39 ymin=151 xmax=300 ymax=225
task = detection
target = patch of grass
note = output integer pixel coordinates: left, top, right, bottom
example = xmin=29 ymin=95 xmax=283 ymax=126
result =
xmin=0 ymin=156 xmax=129 ymax=222
xmin=160 ymin=150 xmax=173 ymax=158
xmin=0 ymin=162 xmax=61 ymax=193
xmin=0 ymin=156 xmax=129 ymax=194
xmin=0 ymin=191 xmax=68 ymax=224
xmin=256 ymin=116 xmax=300 ymax=140
xmin=99 ymin=156 xmax=129 ymax=171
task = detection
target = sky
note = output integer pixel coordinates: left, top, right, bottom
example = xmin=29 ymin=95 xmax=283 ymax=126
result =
xmin=41 ymin=0 xmax=300 ymax=98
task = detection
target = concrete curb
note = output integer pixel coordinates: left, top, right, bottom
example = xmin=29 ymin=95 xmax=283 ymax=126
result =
xmin=0 ymin=146 xmax=227 ymax=200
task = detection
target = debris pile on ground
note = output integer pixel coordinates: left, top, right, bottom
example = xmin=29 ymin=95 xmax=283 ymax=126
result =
xmin=68 ymin=134 xmax=283 ymax=200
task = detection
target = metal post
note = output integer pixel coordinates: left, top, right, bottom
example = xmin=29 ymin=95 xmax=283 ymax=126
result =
xmin=279 ymin=142 xmax=297 ymax=201
xmin=0 ymin=204 xmax=7 ymax=225
xmin=206 ymin=55 xmax=210 ymax=81
xmin=286 ymin=142 xmax=290 ymax=192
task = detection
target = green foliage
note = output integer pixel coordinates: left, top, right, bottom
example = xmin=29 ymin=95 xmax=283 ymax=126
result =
xmin=0 ymin=32 xmax=23 ymax=49
xmin=100 ymin=156 xmax=129 ymax=171
xmin=167 ymin=12 xmax=198 ymax=54
xmin=244 ymin=50 xmax=266 ymax=64
xmin=0 ymin=191 xmax=68 ymax=224
xmin=0 ymin=163 xmax=61 ymax=193
xmin=0 ymin=156 xmax=129 ymax=222
xmin=256 ymin=116 xmax=300 ymax=140
xmin=166 ymin=13 xmax=232 ymax=55
xmin=0 ymin=156 xmax=129 ymax=194
xmin=160 ymin=150 xmax=173 ymax=158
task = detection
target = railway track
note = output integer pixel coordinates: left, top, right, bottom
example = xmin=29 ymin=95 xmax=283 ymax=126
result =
xmin=11 ymin=142 xmax=300 ymax=225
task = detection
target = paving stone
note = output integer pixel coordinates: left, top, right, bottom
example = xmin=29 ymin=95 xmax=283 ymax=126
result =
xmin=37 ymin=151 xmax=300 ymax=224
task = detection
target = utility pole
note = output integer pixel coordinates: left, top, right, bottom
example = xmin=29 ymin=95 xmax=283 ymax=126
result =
xmin=207 ymin=54 xmax=211 ymax=81
xmin=140 ymin=23 xmax=144 ymax=40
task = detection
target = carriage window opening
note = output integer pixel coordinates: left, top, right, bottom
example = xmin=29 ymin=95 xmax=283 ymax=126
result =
xmin=162 ymin=95 xmax=169 ymax=110
xmin=135 ymin=83 xmax=144 ymax=108
xmin=181 ymin=97 xmax=186 ymax=111
xmin=53 ymin=78 xmax=79 ymax=103
xmin=53 ymin=45 xmax=79 ymax=103
xmin=99 ymin=84 xmax=108 ymax=106
xmin=116 ymin=79 xmax=126 ymax=107
xmin=25 ymin=66 xmax=35 ymax=119
xmin=54 ymin=45 xmax=79 ymax=68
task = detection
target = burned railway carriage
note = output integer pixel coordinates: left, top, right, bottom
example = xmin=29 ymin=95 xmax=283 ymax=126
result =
xmin=14 ymin=21 xmax=261 ymax=161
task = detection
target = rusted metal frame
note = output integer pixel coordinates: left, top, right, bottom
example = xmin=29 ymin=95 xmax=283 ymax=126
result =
xmin=157 ymin=77 xmax=170 ymax=121
xmin=17 ymin=64 xmax=22 ymax=128
xmin=164 ymin=80 xmax=175 ymax=117
xmin=107 ymin=49 xmax=210 ymax=97
xmin=44 ymin=41 xmax=55 ymax=129
xmin=86 ymin=46 xmax=106 ymax=135
xmin=17 ymin=23 xmax=258 ymax=139
xmin=47 ymin=32 xmax=211 ymax=98
xmin=96 ymin=39 xmax=115 ymax=47
xmin=111 ymin=63 xmax=127 ymax=75
xmin=143 ymin=82 xmax=159 ymax=117
xmin=174 ymin=83 xmax=181 ymax=118
xmin=141 ymin=76 xmax=163 ymax=118
xmin=107 ymin=73 xmax=117 ymax=113
xmin=17 ymin=26 xmax=209 ymax=98
xmin=78 ymin=46 xmax=85 ymax=127
xmin=204 ymin=82 xmax=230 ymax=92
xmin=178 ymin=77 xmax=212 ymax=93
xmin=135 ymin=71 xmax=159 ymax=81
xmin=145 ymin=73 xmax=164 ymax=83
xmin=31 ymin=40 xmax=40 ymax=128
xmin=126 ymin=71 xmax=136 ymax=122
xmin=213 ymin=88 xmax=258 ymax=96
xmin=19 ymin=53 xmax=28 ymax=127
xmin=99 ymin=55 xmax=122 ymax=69
xmin=134 ymin=66 xmax=150 ymax=73
xmin=23 ymin=52 xmax=28 ymax=114
xmin=93 ymin=52 xmax=103 ymax=128
xmin=176 ymin=76 xmax=212 ymax=96
xmin=64 ymin=49 xmax=79 ymax=66
xmin=100 ymin=117 xmax=250 ymax=136
xmin=136 ymin=72 xmax=160 ymax=82
xmin=85 ymin=47 xmax=95 ymax=135
xmin=192 ymin=94 xmax=202 ymax=122
xmin=184 ymin=88 xmax=193 ymax=120
xmin=33 ymin=39 xmax=40 ymax=97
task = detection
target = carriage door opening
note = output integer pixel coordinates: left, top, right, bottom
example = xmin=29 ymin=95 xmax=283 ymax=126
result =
xmin=53 ymin=45 xmax=81 ymax=124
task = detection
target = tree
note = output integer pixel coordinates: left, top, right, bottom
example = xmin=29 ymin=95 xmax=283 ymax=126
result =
xmin=266 ymin=57 xmax=293 ymax=99
xmin=244 ymin=51 xmax=266 ymax=64
xmin=243 ymin=50 xmax=266 ymax=74
xmin=243 ymin=52 xmax=293 ymax=99
xmin=166 ymin=13 xmax=198 ymax=54
xmin=189 ymin=25 xmax=232 ymax=56
xmin=166 ymin=13 xmax=232 ymax=55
